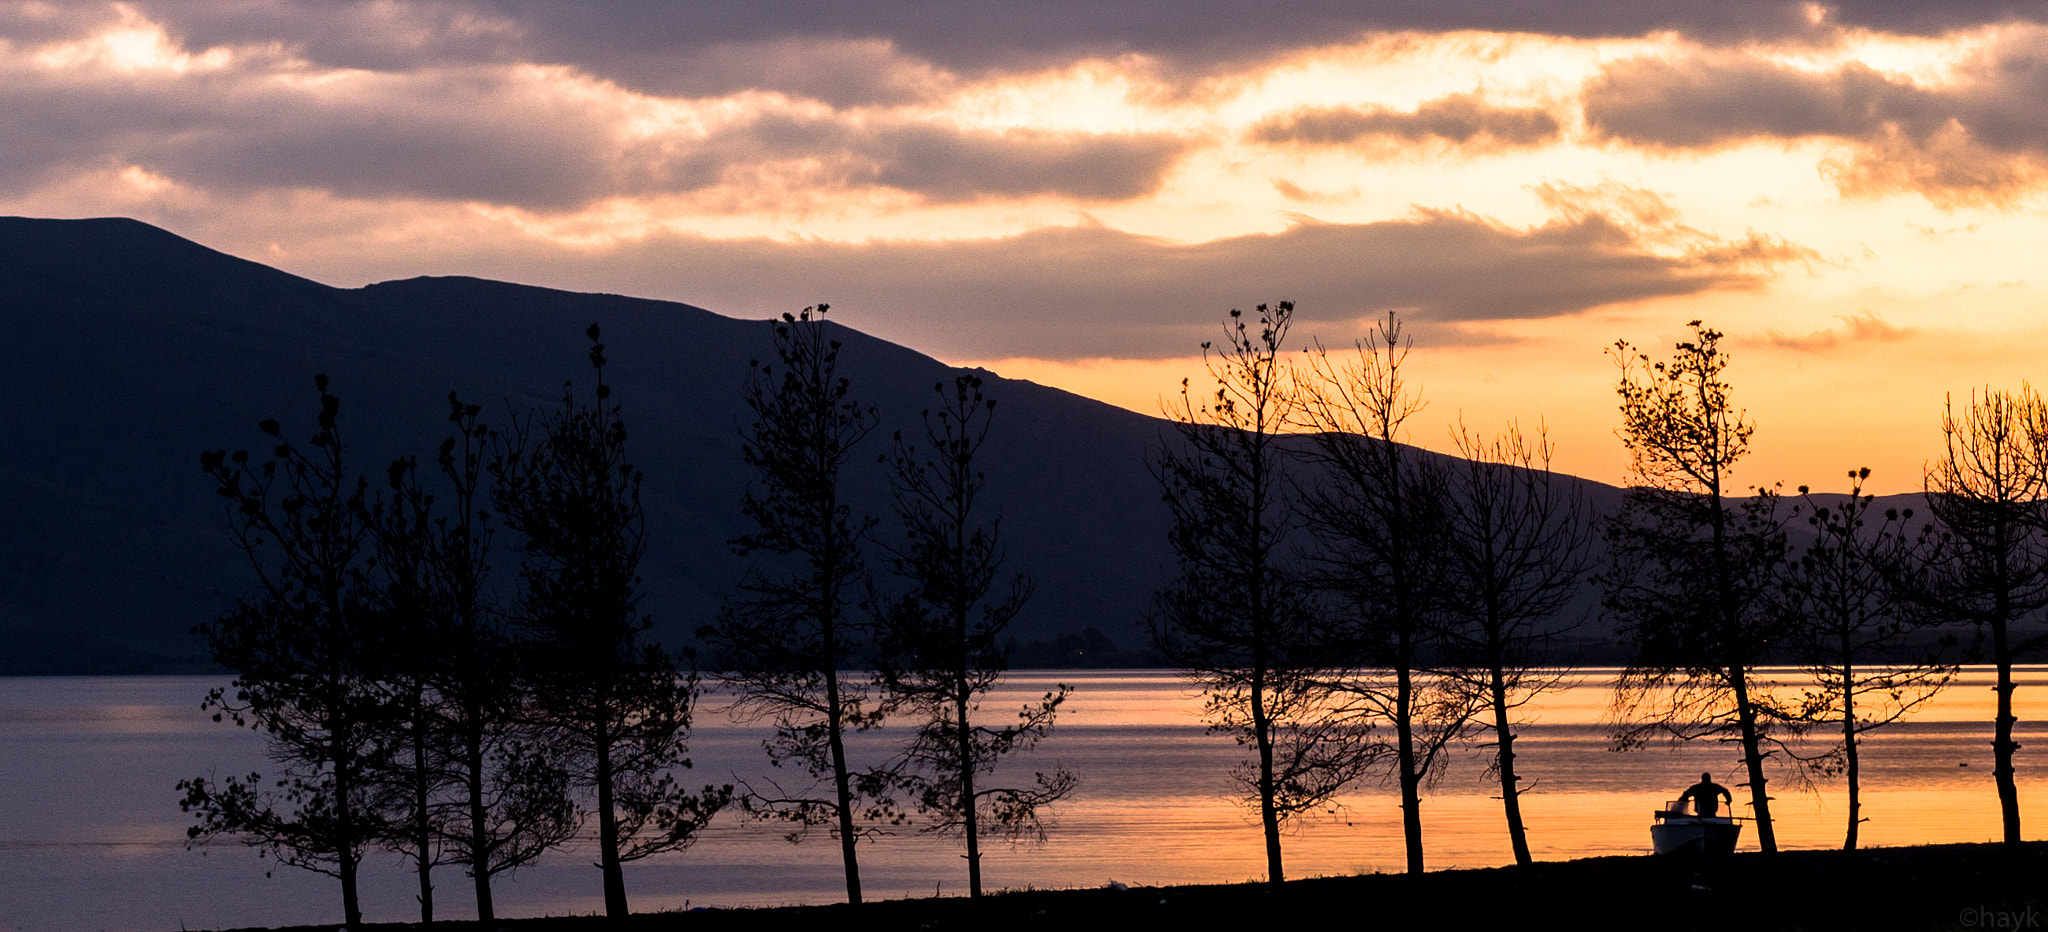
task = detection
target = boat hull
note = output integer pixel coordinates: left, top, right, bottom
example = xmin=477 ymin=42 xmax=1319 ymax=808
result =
xmin=1651 ymin=817 xmax=1742 ymax=855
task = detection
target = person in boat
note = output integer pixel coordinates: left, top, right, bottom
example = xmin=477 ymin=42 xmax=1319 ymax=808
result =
xmin=1679 ymin=772 xmax=1732 ymax=818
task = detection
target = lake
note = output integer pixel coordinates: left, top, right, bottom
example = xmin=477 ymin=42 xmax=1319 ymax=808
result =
xmin=2 ymin=667 xmax=2044 ymax=931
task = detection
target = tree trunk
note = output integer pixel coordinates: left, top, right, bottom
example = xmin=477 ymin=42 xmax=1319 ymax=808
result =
xmin=413 ymin=716 xmax=435 ymax=925
xmin=823 ymin=661 xmax=864 ymax=905
xmin=1841 ymin=648 xmax=1860 ymax=852
xmin=335 ymin=754 xmax=364 ymax=930
xmin=596 ymin=721 xmax=628 ymax=919
xmin=1729 ymin=665 xmax=1777 ymax=854
xmin=1993 ymin=628 xmax=2022 ymax=850
xmin=818 ymin=528 xmax=864 ymax=907
xmin=467 ymin=724 xmax=494 ymax=923
xmin=1395 ymin=637 xmax=1424 ymax=875
xmin=1251 ymin=651 xmax=1283 ymax=885
xmin=957 ymin=664 xmax=983 ymax=898
xmin=339 ymin=848 xmax=363 ymax=930
xmin=1490 ymin=661 xmax=1531 ymax=868
xmin=1708 ymin=484 xmax=1774 ymax=855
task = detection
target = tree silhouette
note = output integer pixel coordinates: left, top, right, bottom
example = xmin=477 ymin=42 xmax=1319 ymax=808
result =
xmin=875 ymin=373 xmax=1075 ymax=899
xmin=373 ymin=394 xmax=576 ymax=922
xmin=1152 ymin=302 xmax=1377 ymax=887
xmin=1603 ymin=320 xmax=1792 ymax=855
xmin=1436 ymin=423 xmax=1593 ymax=868
xmin=362 ymin=492 xmax=453 ymax=925
xmin=1294 ymin=312 xmax=1473 ymax=876
xmin=702 ymin=305 xmax=893 ymax=905
xmin=491 ymin=325 xmax=728 ymax=919
xmin=181 ymin=375 xmax=384 ymax=930
xmin=1781 ymin=468 xmax=1953 ymax=851
xmin=1902 ymin=388 xmax=2048 ymax=850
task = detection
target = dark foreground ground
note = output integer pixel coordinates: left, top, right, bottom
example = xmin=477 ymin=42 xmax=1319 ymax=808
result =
xmin=227 ymin=842 xmax=2046 ymax=932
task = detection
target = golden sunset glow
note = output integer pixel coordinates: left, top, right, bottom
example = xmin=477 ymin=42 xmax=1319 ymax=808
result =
xmin=11 ymin=2 xmax=2048 ymax=492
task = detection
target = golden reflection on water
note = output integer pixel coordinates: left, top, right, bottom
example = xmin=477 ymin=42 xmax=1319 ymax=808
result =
xmin=2 ymin=668 xmax=2044 ymax=927
xmin=969 ymin=666 xmax=2048 ymax=884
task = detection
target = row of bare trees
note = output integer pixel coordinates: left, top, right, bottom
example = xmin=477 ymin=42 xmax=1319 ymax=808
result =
xmin=699 ymin=306 xmax=1073 ymax=906
xmin=179 ymin=303 xmax=2043 ymax=923
xmin=185 ymin=314 xmax=1074 ymax=928
xmin=1152 ymin=303 xmax=1594 ymax=884
xmin=1157 ymin=307 xmax=2043 ymax=884
xmin=181 ymin=331 xmax=725 ymax=928
xmin=1604 ymin=321 xmax=2048 ymax=856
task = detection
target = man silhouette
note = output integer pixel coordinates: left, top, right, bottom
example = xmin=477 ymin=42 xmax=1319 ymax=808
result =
xmin=1681 ymin=772 xmax=1732 ymax=818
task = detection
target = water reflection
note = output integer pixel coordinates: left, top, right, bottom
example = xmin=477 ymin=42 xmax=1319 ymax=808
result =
xmin=0 ymin=668 xmax=2041 ymax=931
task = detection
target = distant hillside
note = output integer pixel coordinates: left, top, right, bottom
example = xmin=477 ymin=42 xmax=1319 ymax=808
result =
xmin=1 ymin=217 xmax=1209 ymax=672
xmin=1 ymin=216 xmax=1685 ymax=675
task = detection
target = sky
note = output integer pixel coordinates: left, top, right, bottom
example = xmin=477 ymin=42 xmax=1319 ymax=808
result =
xmin=8 ymin=1 xmax=2048 ymax=493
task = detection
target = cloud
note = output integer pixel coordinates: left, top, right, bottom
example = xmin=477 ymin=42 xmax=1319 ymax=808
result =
xmin=847 ymin=125 xmax=1189 ymax=202
xmin=0 ymin=41 xmax=1188 ymax=209
xmin=1584 ymin=36 xmax=2048 ymax=205
xmin=1585 ymin=56 xmax=1921 ymax=148
xmin=28 ymin=1 xmax=2048 ymax=108
xmin=623 ymin=114 xmax=1190 ymax=205
xmin=1754 ymin=312 xmax=1918 ymax=351
xmin=1530 ymin=180 xmax=1819 ymax=269
xmin=392 ymin=203 xmax=1811 ymax=361
xmin=0 ymin=64 xmax=629 ymax=207
xmin=13 ymin=2 xmax=2046 ymax=213
xmin=1251 ymin=94 xmax=1561 ymax=151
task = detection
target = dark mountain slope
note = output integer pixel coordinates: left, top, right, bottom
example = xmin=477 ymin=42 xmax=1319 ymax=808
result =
xmin=0 ymin=217 xmax=1177 ymax=672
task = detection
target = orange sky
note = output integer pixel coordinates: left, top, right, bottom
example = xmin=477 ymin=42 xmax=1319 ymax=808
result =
xmin=8 ymin=2 xmax=2048 ymax=492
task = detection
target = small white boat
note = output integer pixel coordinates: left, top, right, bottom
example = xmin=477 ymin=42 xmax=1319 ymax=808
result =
xmin=1651 ymin=800 xmax=1742 ymax=855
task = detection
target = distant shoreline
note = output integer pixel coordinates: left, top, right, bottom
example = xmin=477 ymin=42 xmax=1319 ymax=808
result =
xmin=210 ymin=840 xmax=2046 ymax=932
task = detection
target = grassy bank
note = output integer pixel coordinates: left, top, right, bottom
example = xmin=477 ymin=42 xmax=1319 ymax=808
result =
xmin=225 ymin=841 xmax=2046 ymax=932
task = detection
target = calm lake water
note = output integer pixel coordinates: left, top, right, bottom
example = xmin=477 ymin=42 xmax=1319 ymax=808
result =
xmin=3 ymin=667 xmax=2044 ymax=931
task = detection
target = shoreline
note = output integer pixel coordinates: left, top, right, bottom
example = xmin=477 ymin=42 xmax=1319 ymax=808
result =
xmin=216 ymin=841 xmax=2047 ymax=932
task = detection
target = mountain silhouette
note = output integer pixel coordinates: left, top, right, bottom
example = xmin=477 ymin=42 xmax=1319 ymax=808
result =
xmin=0 ymin=216 xmax=1189 ymax=673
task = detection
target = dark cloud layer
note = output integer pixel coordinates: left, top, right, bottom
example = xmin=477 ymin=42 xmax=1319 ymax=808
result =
xmin=1585 ymin=40 xmax=2048 ymax=203
xmin=0 ymin=65 xmax=1186 ymax=208
xmin=869 ymin=127 xmax=1188 ymax=201
xmin=436 ymin=210 xmax=1806 ymax=360
xmin=1586 ymin=56 xmax=1944 ymax=148
xmin=0 ymin=68 xmax=623 ymax=207
xmin=26 ymin=1 xmax=2048 ymax=106
xmin=1252 ymin=94 xmax=1561 ymax=150
xmin=14 ymin=1 xmax=2047 ymax=209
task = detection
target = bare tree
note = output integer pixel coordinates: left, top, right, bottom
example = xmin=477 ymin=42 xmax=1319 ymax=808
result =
xmin=181 ymin=376 xmax=383 ymax=930
xmin=1294 ymin=311 xmax=1473 ymax=876
xmin=364 ymin=485 xmax=453 ymax=925
xmin=702 ymin=305 xmax=893 ymax=905
xmin=1603 ymin=320 xmax=1792 ymax=855
xmin=1436 ymin=422 xmax=1593 ymax=868
xmin=373 ymin=394 xmax=577 ymax=923
xmin=876 ymin=373 xmax=1076 ymax=899
xmin=492 ymin=326 xmax=728 ymax=919
xmin=1781 ymin=468 xmax=1954 ymax=851
xmin=1151 ymin=302 xmax=1377 ymax=887
xmin=1903 ymin=389 xmax=2048 ymax=850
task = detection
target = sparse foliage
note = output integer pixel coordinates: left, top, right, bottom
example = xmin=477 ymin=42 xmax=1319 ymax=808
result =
xmin=1781 ymin=468 xmax=1954 ymax=851
xmin=491 ymin=326 xmax=729 ymax=919
xmin=876 ymin=373 xmax=1075 ymax=899
xmin=1603 ymin=320 xmax=1792 ymax=855
xmin=182 ymin=376 xmax=384 ymax=930
xmin=372 ymin=394 xmax=577 ymax=922
xmin=1294 ymin=311 xmax=1474 ymax=876
xmin=702 ymin=305 xmax=893 ymax=905
xmin=1901 ymin=388 xmax=2048 ymax=850
xmin=1152 ymin=302 xmax=1378 ymax=887
xmin=1436 ymin=422 xmax=1593 ymax=868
